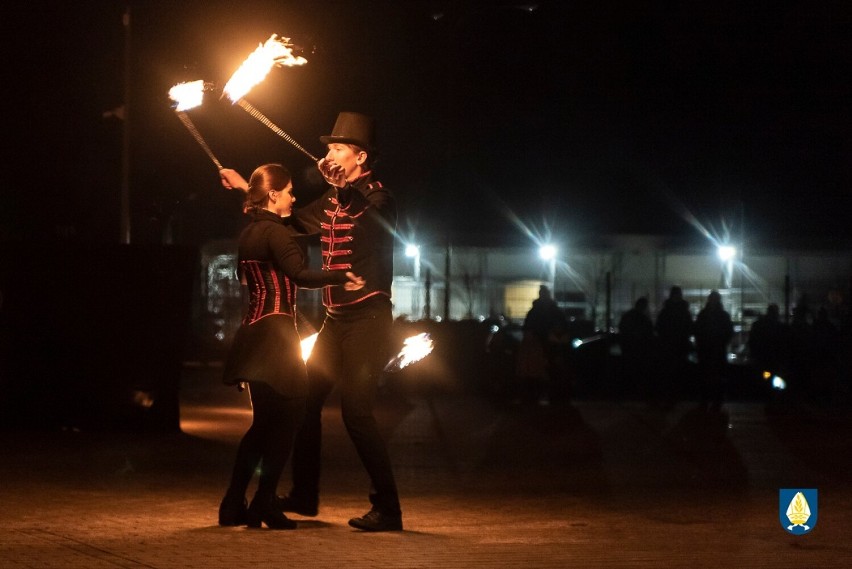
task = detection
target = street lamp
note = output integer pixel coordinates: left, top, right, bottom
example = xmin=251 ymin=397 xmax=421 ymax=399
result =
xmin=539 ymin=244 xmax=557 ymax=292
xmin=717 ymin=245 xmax=736 ymax=262
xmin=717 ymin=244 xmax=737 ymax=289
xmin=539 ymin=244 xmax=557 ymax=261
xmin=405 ymin=243 xmax=421 ymax=280
xmin=405 ymin=243 xmax=421 ymax=317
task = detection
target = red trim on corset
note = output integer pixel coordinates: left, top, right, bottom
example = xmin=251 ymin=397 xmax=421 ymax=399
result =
xmin=284 ymin=275 xmax=293 ymax=309
xmin=248 ymin=311 xmax=294 ymax=325
xmin=270 ymin=268 xmax=281 ymax=314
xmin=249 ymin=262 xmax=265 ymax=323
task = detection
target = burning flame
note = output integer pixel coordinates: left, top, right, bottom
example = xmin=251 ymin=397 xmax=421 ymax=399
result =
xmin=168 ymin=79 xmax=206 ymax=111
xmin=384 ymin=333 xmax=434 ymax=372
xmin=301 ymin=330 xmax=434 ymax=371
xmin=301 ymin=332 xmax=318 ymax=362
xmin=223 ymin=34 xmax=307 ymax=103
xmin=167 ymin=80 xmax=223 ymax=170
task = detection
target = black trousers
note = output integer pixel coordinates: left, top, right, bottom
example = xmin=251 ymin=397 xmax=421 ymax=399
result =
xmin=225 ymin=381 xmax=305 ymax=503
xmin=289 ymin=303 xmax=401 ymax=515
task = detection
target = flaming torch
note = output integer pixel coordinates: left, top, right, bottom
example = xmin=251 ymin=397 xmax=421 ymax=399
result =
xmin=296 ymin=310 xmax=319 ymax=362
xmin=300 ymin=332 xmax=319 ymax=362
xmin=222 ymin=34 xmax=318 ymax=162
xmin=384 ymin=333 xmax=435 ymax=373
xmin=168 ymin=80 xmax=224 ymax=170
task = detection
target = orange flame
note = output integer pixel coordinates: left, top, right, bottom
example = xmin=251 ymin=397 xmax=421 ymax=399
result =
xmin=168 ymin=80 xmax=206 ymax=111
xmin=301 ymin=332 xmax=318 ymax=362
xmin=384 ymin=333 xmax=434 ymax=372
xmin=223 ymin=34 xmax=307 ymax=103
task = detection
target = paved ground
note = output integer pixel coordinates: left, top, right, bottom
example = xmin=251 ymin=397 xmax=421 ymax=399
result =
xmin=2 ymin=365 xmax=851 ymax=568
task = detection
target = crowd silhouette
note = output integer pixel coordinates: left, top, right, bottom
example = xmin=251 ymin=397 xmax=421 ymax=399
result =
xmin=516 ymin=285 xmax=569 ymax=405
xmin=612 ymin=288 xmax=850 ymax=408
xmin=483 ymin=285 xmax=851 ymax=409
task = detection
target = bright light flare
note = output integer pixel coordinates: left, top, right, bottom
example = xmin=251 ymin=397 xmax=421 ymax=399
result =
xmin=168 ymin=80 xmax=206 ymax=111
xmin=223 ymin=34 xmax=306 ymax=103
xmin=539 ymin=244 xmax=557 ymax=260
xmin=384 ymin=333 xmax=434 ymax=372
xmin=405 ymin=244 xmax=420 ymax=258
xmin=717 ymin=245 xmax=737 ymax=262
xmin=301 ymin=332 xmax=318 ymax=362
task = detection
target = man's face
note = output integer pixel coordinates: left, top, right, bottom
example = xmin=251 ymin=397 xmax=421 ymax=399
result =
xmin=325 ymin=143 xmax=366 ymax=180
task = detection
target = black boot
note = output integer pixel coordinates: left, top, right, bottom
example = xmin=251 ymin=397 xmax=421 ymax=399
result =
xmin=218 ymin=493 xmax=248 ymax=526
xmin=247 ymin=496 xmax=297 ymax=530
xmin=273 ymin=494 xmax=319 ymax=517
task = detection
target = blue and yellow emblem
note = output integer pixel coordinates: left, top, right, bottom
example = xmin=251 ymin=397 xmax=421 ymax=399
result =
xmin=779 ymin=489 xmax=818 ymax=535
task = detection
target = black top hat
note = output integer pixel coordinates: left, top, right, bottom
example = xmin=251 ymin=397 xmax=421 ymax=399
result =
xmin=319 ymin=112 xmax=376 ymax=153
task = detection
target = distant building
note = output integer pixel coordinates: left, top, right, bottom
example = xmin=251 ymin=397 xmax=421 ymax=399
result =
xmin=195 ymin=234 xmax=852 ymax=357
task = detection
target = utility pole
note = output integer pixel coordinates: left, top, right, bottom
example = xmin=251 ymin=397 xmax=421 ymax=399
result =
xmin=120 ymin=4 xmax=131 ymax=244
xmin=444 ymin=241 xmax=451 ymax=321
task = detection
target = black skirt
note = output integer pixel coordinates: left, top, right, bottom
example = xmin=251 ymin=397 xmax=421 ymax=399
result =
xmin=222 ymin=314 xmax=308 ymax=397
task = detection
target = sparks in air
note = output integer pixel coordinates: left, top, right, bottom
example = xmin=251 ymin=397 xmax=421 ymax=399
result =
xmin=223 ymin=34 xmax=307 ymax=103
xmin=384 ymin=333 xmax=434 ymax=373
xmin=168 ymin=80 xmax=206 ymax=111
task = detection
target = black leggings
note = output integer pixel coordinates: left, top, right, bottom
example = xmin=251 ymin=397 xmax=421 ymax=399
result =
xmin=225 ymin=381 xmax=305 ymax=502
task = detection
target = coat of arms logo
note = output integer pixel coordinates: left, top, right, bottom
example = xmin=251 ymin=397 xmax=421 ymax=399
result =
xmin=779 ymin=489 xmax=818 ymax=535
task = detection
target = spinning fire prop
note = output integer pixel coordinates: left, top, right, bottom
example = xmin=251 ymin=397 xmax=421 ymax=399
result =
xmin=223 ymin=34 xmax=318 ymax=162
xmin=167 ymin=80 xmax=223 ymax=169
xmin=383 ymin=333 xmax=435 ymax=373
xmin=300 ymin=327 xmax=434 ymax=373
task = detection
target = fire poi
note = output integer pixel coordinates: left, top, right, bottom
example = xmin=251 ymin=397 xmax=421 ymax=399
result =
xmin=300 ymin=330 xmax=434 ymax=373
xmin=222 ymin=34 xmax=318 ymax=162
xmin=383 ymin=333 xmax=435 ymax=373
xmin=168 ymin=80 xmax=224 ymax=169
xmin=300 ymin=333 xmax=319 ymax=362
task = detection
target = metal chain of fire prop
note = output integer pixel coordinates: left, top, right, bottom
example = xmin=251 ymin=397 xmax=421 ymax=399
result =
xmin=235 ymin=98 xmax=318 ymax=162
xmin=222 ymin=34 xmax=318 ymax=162
xmin=168 ymin=80 xmax=224 ymax=170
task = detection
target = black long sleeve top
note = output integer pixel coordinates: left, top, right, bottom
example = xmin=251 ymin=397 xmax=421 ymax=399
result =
xmin=237 ymin=209 xmax=349 ymax=324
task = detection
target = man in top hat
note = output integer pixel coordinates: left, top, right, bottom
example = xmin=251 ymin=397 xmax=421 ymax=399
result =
xmin=220 ymin=111 xmax=402 ymax=531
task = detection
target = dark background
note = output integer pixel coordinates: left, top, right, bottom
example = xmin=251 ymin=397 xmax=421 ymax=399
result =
xmin=3 ymin=0 xmax=852 ymax=247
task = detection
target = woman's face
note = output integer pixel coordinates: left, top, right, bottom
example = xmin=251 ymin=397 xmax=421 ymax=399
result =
xmin=271 ymin=181 xmax=295 ymax=217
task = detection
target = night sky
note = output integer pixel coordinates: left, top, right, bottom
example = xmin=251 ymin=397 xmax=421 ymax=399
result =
xmin=4 ymin=0 xmax=851 ymax=247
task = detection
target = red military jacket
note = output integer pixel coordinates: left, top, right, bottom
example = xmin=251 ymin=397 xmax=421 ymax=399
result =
xmin=293 ymin=171 xmax=396 ymax=312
